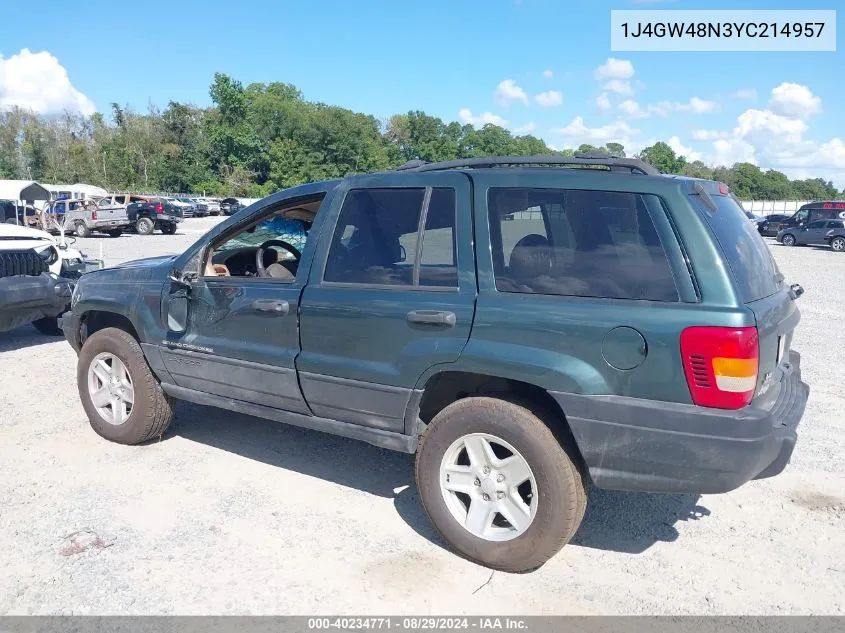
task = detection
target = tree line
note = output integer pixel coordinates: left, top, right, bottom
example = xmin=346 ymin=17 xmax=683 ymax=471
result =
xmin=1 ymin=73 xmax=841 ymax=201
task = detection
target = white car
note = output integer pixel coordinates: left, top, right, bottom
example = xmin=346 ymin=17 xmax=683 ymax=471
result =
xmin=0 ymin=223 xmax=102 ymax=334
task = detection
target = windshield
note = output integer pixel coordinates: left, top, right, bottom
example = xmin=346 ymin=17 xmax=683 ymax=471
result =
xmin=692 ymin=193 xmax=782 ymax=302
xmin=217 ymin=216 xmax=309 ymax=253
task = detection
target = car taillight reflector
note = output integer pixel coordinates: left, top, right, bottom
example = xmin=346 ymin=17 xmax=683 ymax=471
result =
xmin=680 ymin=326 xmax=758 ymax=409
xmin=91 ymin=210 xmax=97 ymax=220
xmin=155 ymin=204 xmax=163 ymax=213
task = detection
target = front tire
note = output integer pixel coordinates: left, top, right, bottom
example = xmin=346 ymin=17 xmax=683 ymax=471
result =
xmin=107 ymin=229 xmax=122 ymax=238
xmin=415 ymin=396 xmax=586 ymax=573
xmin=77 ymin=327 xmax=174 ymax=445
xmin=781 ymin=233 xmax=796 ymax=246
xmin=831 ymin=236 xmax=845 ymax=252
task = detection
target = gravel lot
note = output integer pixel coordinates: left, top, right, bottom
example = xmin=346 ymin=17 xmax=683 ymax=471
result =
xmin=1 ymin=218 xmax=843 ymax=615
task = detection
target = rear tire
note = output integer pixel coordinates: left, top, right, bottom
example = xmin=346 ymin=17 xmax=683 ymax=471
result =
xmin=77 ymin=327 xmax=174 ymax=445
xmin=831 ymin=236 xmax=845 ymax=252
xmin=415 ymin=396 xmax=586 ymax=573
xmin=75 ymin=222 xmax=90 ymax=238
xmin=781 ymin=233 xmax=796 ymax=246
xmin=163 ymin=222 xmax=177 ymax=235
xmin=32 ymin=315 xmax=63 ymax=336
xmin=136 ymin=217 xmax=154 ymax=235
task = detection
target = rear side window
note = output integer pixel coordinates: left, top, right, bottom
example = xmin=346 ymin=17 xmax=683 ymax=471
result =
xmin=692 ymin=193 xmax=780 ymax=302
xmin=487 ymin=188 xmax=679 ymax=301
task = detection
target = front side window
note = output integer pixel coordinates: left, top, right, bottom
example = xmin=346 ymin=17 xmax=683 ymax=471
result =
xmin=204 ymin=198 xmax=323 ymax=280
xmin=488 ymin=188 xmax=679 ymax=302
xmin=323 ymin=187 xmax=458 ymax=288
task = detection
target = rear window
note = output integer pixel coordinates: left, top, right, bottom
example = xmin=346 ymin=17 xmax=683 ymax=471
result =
xmin=693 ymin=193 xmax=781 ymax=302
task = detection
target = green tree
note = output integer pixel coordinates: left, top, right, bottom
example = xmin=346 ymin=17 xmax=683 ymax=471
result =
xmin=637 ymin=142 xmax=686 ymax=174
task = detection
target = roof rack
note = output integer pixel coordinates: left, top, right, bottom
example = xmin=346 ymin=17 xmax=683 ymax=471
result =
xmin=393 ymin=153 xmax=660 ymax=176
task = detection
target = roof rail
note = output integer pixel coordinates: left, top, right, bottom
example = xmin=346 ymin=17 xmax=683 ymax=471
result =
xmin=391 ymin=154 xmax=659 ymax=176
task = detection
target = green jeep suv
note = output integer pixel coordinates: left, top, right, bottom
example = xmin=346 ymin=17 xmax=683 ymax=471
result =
xmin=60 ymin=154 xmax=808 ymax=572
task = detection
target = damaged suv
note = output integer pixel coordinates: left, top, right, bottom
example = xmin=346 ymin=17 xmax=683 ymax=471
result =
xmin=60 ymin=155 xmax=808 ymax=572
xmin=0 ymin=223 xmax=102 ymax=334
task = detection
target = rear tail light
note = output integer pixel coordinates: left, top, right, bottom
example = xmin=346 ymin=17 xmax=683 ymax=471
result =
xmin=155 ymin=203 xmax=163 ymax=214
xmin=680 ymin=326 xmax=759 ymax=409
xmin=92 ymin=210 xmax=97 ymax=220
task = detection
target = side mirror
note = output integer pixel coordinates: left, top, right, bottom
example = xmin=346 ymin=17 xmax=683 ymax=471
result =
xmin=398 ymin=244 xmax=407 ymax=263
xmin=166 ymin=294 xmax=189 ymax=333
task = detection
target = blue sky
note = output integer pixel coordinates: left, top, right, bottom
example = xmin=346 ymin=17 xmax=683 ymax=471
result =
xmin=1 ymin=0 xmax=843 ymax=184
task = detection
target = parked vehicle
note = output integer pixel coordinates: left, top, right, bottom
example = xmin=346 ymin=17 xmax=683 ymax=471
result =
xmin=126 ymin=199 xmax=182 ymax=235
xmin=189 ymin=199 xmax=209 ymax=217
xmin=766 ymin=201 xmax=845 ymax=235
xmin=195 ymin=197 xmax=222 ymax=215
xmin=0 ymin=200 xmax=39 ymax=227
xmin=777 ymin=219 xmax=845 ymax=249
xmin=757 ymin=213 xmax=791 ymax=237
xmin=46 ymin=198 xmax=130 ymax=238
xmin=745 ymin=211 xmax=762 ymax=223
xmin=59 ymin=154 xmax=808 ymax=573
xmin=165 ymin=197 xmax=195 ymax=218
xmin=220 ymin=197 xmax=244 ymax=215
xmin=0 ymin=223 xmax=101 ymax=334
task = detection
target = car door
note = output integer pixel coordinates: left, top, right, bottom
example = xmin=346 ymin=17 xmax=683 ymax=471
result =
xmin=297 ymin=172 xmax=476 ymax=433
xmin=159 ymin=190 xmax=332 ymax=415
xmin=800 ymin=220 xmax=828 ymax=245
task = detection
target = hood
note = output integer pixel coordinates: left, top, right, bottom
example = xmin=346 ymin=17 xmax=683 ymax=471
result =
xmin=0 ymin=223 xmax=54 ymax=242
xmin=116 ymin=254 xmax=177 ymax=269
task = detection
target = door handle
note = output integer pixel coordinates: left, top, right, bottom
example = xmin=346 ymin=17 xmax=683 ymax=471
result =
xmin=405 ymin=310 xmax=456 ymax=327
xmin=251 ymin=299 xmax=290 ymax=315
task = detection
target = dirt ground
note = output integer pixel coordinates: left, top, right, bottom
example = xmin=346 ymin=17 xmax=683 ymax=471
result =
xmin=1 ymin=218 xmax=842 ymax=615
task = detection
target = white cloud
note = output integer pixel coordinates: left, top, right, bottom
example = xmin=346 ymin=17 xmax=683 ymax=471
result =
xmin=768 ymin=82 xmax=821 ymax=118
xmin=618 ymin=97 xmax=716 ymax=119
xmin=0 ymin=48 xmax=95 ymax=115
xmin=667 ymin=136 xmax=702 ymax=162
xmin=618 ymin=99 xmax=645 ymax=117
xmin=458 ymin=108 xmax=508 ymax=127
xmin=687 ymin=96 xmax=717 ymax=113
xmin=514 ymin=122 xmax=537 ymax=134
xmin=595 ymin=58 xmax=635 ymax=81
xmin=535 ymin=90 xmax=563 ymax=107
xmin=594 ymin=58 xmax=636 ymax=95
xmin=543 ymin=69 xmax=554 ymax=79
xmin=553 ymin=116 xmax=638 ymax=144
xmin=732 ymin=88 xmax=757 ymax=100
xmin=596 ymin=92 xmax=612 ymax=113
xmin=494 ymin=79 xmax=528 ymax=106
xmin=602 ymin=79 xmax=634 ymax=95
xmin=702 ymin=99 xmax=845 ymax=186
xmin=692 ymin=129 xmax=729 ymax=141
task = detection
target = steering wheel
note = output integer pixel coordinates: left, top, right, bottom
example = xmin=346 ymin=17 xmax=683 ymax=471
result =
xmin=255 ymin=239 xmax=302 ymax=278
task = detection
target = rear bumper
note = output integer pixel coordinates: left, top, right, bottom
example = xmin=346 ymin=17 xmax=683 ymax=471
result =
xmin=92 ymin=220 xmax=129 ymax=229
xmin=0 ymin=274 xmax=75 ymax=333
xmin=551 ymin=350 xmax=809 ymax=494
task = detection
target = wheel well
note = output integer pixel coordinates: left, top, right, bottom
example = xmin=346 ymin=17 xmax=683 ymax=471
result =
xmin=81 ymin=311 xmax=140 ymax=344
xmin=418 ymin=371 xmax=585 ymax=467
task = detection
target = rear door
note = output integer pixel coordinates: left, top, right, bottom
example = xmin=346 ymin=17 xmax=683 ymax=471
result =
xmin=297 ymin=172 xmax=475 ymax=432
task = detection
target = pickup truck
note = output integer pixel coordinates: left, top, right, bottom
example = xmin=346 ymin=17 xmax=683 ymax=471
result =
xmin=59 ymin=154 xmax=809 ymax=572
xmin=126 ymin=199 xmax=182 ymax=235
xmin=47 ymin=198 xmax=130 ymax=238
